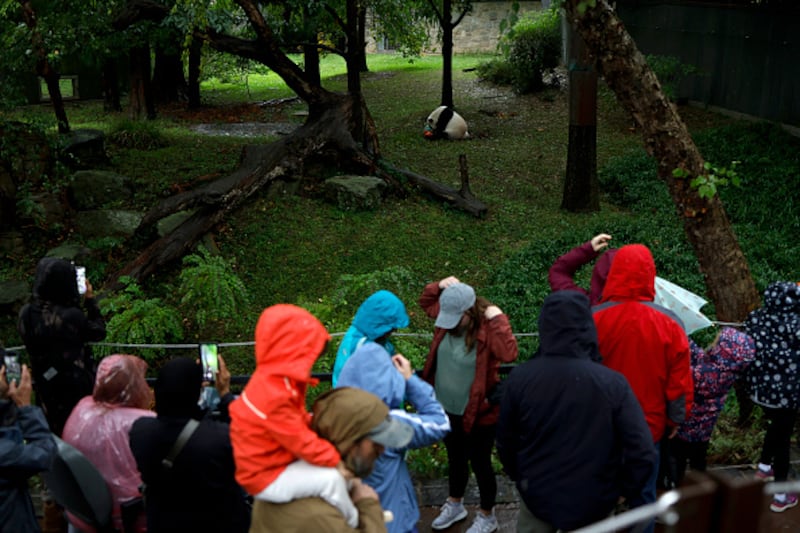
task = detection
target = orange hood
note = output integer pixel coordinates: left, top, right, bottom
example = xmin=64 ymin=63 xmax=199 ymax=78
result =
xmin=252 ymin=304 xmax=330 ymax=383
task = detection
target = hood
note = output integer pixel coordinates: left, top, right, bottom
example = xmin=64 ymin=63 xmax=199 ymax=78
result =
xmin=600 ymin=244 xmax=656 ymax=302
xmin=32 ymin=257 xmax=80 ymax=307
xmin=154 ymin=357 xmax=203 ymax=418
xmin=538 ymin=291 xmax=600 ymax=361
xmin=589 ymin=249 xmax=617 ymax=305
xmin=761 ymin=282 xmax=800 ymax=314
xmin=708 ymin=327 xmax=755 ymax=366
xmin=254 ymin=304 xmax=330 ymax=382
xmin=351 ymin=290 xmax=409 ymax=340
xmin=93 ymin=354 xmax=152 ymax=409
xmin=336 ymin=342 xmax=405 ymax=409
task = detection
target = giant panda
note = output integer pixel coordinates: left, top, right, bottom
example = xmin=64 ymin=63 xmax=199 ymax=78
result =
xmin=423 ymin=106 xmax=470 ymax=140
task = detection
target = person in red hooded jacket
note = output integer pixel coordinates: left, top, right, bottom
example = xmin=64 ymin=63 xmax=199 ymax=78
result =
xmin=229 ymin=304 xmax=358 ymax=527
xmin=592 ymin=244 xmax=693 ymax=533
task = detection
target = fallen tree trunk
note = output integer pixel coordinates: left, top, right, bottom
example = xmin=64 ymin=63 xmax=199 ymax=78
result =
xmin=109 ymin=111 xmax=488 ymax=288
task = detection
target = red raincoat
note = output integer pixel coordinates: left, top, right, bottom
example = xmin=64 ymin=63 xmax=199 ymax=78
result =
xmin=592 ymin=245 xmax=694 ymax=442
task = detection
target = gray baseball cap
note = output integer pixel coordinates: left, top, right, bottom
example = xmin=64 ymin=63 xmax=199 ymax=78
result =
xmin=435 ymin=283 xmax=476 ymax=329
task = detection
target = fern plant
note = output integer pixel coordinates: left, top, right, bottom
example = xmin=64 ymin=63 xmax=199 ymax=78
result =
xmin=178 ymin=246 xmax=251 ymax=334
xmin=97 ymin=277 xmax=184 ymax=363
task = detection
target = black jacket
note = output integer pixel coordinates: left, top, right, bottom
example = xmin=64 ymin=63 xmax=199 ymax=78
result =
xmin=128 ymin=358 xmax=249 ymax=533
xmin=18 ymin=257 xmax=106 ymax=436
xmin=497 ymin=291 xmax=656 ymax=531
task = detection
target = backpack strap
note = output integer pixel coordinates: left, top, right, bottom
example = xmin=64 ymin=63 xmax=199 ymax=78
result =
xmin=161 ymin=419 xmax=200 ymax=469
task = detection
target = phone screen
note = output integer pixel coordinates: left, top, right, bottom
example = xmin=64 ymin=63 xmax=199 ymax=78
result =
xmin=4 ymin=354 xmax=21 ymax=384
xmin=76 ymin=266 xmax=87 ymax=295
xmin=200 ymin=344 xmax=219 ymax=383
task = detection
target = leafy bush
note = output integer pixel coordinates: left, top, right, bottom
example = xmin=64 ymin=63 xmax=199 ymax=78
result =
xmin=107 ymin=118 xmax=168 ymax=150
xmin=97 ymin=277 xmax=184 ymax=363
xmin=178 ymin=247 xmax=251 ymax=334
xmin=506 ymin=6 xmax=562 ymax=93
xmin=475 ymin=57 xmax=516 ymax=87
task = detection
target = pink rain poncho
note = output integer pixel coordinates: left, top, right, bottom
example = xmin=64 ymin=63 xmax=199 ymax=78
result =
xmin=62 ymin=354 xmax=155 ymax=532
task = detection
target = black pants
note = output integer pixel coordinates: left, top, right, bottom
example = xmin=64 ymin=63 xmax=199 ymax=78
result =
xmin=759 ymin=406 xmax=797 ymax=482
xmin=667 ymin=438 xmax=709 ymax=487
xmin=443 ymin=412 xmax=497 ymax=511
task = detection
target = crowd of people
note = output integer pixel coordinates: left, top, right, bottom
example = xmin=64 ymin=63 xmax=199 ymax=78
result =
xmin=1 ymin=244 xmax=798 ymax=532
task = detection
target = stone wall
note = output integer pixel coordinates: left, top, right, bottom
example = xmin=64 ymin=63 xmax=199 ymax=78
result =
xmin=367 ymin=1 xmax=543 ymax=54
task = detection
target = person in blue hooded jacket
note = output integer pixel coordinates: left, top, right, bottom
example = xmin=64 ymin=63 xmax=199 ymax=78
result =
xmin=332 ymin=290 xmax=409 ymax=387
xmin=338 ymin=345 xmax=450 ymax=533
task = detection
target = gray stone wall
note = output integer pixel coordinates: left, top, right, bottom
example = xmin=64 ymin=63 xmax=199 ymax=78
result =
xmin=367 ymin=1 xmax=543 ymax=54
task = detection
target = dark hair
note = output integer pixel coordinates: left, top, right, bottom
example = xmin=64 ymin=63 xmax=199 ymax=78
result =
xmin=464 ymin=296 xmax=492 ymax=352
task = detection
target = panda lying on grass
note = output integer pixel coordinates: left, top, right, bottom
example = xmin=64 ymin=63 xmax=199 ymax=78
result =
xmin=423 ymin=106 xmax=470 ymax=140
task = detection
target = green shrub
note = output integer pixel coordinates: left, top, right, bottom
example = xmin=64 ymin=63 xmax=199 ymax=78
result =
xmin=506 ymin=6 xmax=562 ymax=93
xmin=107 ymin=118 xmax=168 ymax=150
xmin=475 ymin=57 xmax=516 ymax=87
xmin=97 ymin=277 xmax=184 ymax=363
xmin=178 ymin=247 xmax=252 ymax=334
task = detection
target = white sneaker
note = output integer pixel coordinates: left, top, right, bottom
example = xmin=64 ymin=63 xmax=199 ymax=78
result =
xmin=431 ymin=500 xmax=468 ymax=530
xmin=465 ymin=511 xmax=498 ymax=533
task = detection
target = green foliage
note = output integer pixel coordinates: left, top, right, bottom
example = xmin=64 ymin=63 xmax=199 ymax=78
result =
xmin=474 ymin=58 xmax=516 ymax=87
xmin=178 ymin=247 xmax=251 ymax=334
xmin=484 ymin=5 xmax=562 ymax=93
xmin=107 ymin=118 xmax=168 ymax=150
xmin=645 ymin=54 xmax=701 ymax=101
xmin=672 ymin=160 xmax=741 ymax=200
xmin=98 ymin=277 xmax=184 ymax=363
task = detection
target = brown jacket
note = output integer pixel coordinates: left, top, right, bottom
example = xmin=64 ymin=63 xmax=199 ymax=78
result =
xmin=419 ymin=281 xmax=519 ymax=432
xmin=249 ymin=497 xmax=387 ymax=533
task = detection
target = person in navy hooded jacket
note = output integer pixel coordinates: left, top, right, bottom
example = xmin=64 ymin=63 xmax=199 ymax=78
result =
xmin=497 ymin=291 xmax=656 ymax=532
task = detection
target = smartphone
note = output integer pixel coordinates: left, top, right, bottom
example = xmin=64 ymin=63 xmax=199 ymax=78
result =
xmin=76 ymin=266 xmax=87 ymax=295
xmin=199 ymin=344 xmax=219 ymax=383
xmin=4 ymin=354 xmax=21 ymax=384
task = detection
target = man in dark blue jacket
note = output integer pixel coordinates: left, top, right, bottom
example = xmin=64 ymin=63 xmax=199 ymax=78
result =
xmin=496 ymin=291 xmax=656 ymax=532
xmin=0 ymin=362 xmax=56 ymax=532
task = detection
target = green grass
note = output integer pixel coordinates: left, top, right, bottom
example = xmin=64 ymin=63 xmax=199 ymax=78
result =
xmin=2 ymin=52 xmax=798 ymax=467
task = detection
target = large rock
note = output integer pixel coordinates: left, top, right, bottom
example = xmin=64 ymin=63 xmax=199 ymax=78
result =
xmin=62 ymin=129 xmax=110 ymax=169
xmin=0 ymin=280 xmax=29 ymax=315
xmin=324 ymin=175 xmax=386 ymax=211
xmin=68 ymin=170 xmax=134 ymax=210
xmin=74 ymin=210 xmax=143 ymax=238
xmin=45 ymin=243 xmax=93 ymax=264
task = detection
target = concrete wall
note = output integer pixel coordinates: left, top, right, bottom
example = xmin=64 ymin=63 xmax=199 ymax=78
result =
xmin=367 ymin=1 xmax=544 ymax=54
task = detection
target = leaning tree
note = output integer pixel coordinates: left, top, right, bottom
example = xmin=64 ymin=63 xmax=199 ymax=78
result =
xmin=562 ymin=0 xmax=760 ymax=321
xmin=109 ymin=0 xmax=486 ymax=287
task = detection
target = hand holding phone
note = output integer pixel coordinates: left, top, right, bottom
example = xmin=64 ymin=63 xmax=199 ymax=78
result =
xmin=76 ymin=266 xmax=87 ymax=295
xmin=200 ymin=344 xmax=219 ymax=383
xmin=4 ymin=354 xmax=21 ymax=385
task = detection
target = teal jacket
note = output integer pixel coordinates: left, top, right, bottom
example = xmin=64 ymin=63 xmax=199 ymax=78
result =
xmin=331 ymin=290 xmax=409 ymax=387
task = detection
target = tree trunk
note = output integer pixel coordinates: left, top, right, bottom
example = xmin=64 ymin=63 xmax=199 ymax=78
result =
xmin=102 ymin=59 xmax=122 ymax=112
xmin=563 ymin=0 xmax=759 ymax=323
xmin=303 ymin=44 xmax=321 ymax=87
xmin=18 ymin=0 xmax=70 ymax=133
xmin=187 ymin=37 xmax=202 ymax=109
xmin=128 ymin=45 xmax=156 ymax=120
xmin=440 ymin=0 xmax=454 ymax=108
xmin=152 ymin=46 xmax=187 ymax=104
xmin=356 ymin=5 xmax=369 ymax=73
xmin=562 ymin=24 xmax=599 ymax=212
